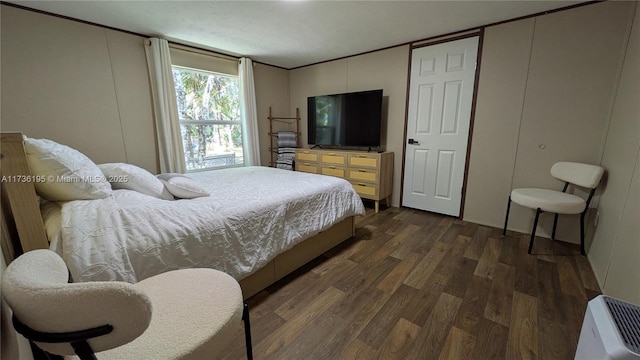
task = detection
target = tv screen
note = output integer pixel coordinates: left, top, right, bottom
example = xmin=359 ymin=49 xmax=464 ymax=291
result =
xmin=307 ymin=89 xmax=383 ymax=148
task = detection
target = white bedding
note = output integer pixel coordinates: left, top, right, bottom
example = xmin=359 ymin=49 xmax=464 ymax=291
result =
xmin=54 ymin=166 xmax=364 ymax=283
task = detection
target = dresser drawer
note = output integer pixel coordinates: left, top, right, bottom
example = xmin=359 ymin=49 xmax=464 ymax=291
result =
xmin=320 ymin=152 xmax=347 ymax=166
xmin=321 ymin=165 xmax=346 ymax=178
xmin=296 ymin=150 xmax=318 ymax=163
xmin=349 ymin=154 xmax=379 ymax=169
xmin=350 ymin=181 xmax=379 ymax=198
xmin=296 ymin=163 xmax=319 ymax=174
xmin=348 ymin=168 xmax=378 ymax=183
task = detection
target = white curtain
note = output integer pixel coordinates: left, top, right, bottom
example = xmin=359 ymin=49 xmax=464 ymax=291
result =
xmin=144 ymin=38 xmax=186 ymax=173
xmin=239 ymin=57 xmax=261 ymax=166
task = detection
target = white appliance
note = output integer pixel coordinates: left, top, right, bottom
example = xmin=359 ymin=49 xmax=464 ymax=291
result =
xmin=575 ymin=295 xmax=640 ymax=360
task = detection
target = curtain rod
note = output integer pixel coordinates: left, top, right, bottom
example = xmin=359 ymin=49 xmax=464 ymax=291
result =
xmin=144 ymin=38 xmax=241 ymax=64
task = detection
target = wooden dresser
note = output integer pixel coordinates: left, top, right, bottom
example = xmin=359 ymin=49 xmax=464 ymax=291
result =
xmin=295 ymin=149 xmax=393 ymax=213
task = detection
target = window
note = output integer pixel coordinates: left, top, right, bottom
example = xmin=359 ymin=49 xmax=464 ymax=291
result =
xmin=172 ymin=66 xmax=243 ymax=171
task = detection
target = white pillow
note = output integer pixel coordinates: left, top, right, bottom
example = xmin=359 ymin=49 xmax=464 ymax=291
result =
xmin=157 ymin=173 xmax=209 ymax=199
xmin=24 ymin=137 xmax=112 ymax=201
xmin=98 ymin=163 xmax=174 ymax=200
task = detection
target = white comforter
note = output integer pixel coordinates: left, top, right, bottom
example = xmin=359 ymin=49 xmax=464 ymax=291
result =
xmin=58 ymin=166 xmax=365 ymax=283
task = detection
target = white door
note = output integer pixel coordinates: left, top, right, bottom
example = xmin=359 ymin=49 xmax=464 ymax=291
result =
xmin=402 ymin=36 xmax=479 ymax=216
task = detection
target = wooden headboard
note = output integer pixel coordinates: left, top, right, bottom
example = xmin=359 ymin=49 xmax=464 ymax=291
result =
xmin=0 ymin=132 xmax=49 ymax=262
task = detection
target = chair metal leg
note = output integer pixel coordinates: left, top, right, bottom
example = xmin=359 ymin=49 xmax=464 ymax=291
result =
xmin=528 ymin=208 xmax=542 ymax=254
xmin=29 ymin=342 xmax=62 ymax=360
xmin=242 ymin=303 xmax=253 ymax=360
xmin=503 ymin=196 xmax=512 ymax=236
xmin=580 ymin=212 xmax=586 ymax=256
xmin=71 ymin=341 xmax=98 ymax=360
xmin=551 ymin=213 xmax=559 ymax=240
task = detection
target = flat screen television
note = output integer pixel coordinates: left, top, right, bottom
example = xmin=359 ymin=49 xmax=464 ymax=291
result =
xmin=307 ymin=89 xmax=383 ymax=149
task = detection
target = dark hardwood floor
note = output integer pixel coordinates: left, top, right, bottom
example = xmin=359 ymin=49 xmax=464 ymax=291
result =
xmin=220 ymin=205 xmax=601 ymax=360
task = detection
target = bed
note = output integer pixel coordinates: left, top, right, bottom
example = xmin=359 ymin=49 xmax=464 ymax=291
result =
xmin=0 ymin=132 xmax=365 ymax=298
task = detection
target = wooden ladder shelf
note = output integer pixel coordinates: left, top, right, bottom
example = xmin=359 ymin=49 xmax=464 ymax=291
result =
xmin=268 ymin=107 xmax=300 ymax=167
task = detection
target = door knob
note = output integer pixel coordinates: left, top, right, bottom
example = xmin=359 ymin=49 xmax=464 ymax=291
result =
xmin=408 ymin=138 xmax=420 ymax=145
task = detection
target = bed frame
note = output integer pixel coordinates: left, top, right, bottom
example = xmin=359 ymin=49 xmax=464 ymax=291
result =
xmin=0 ymin=132 xmax=355 ymax=299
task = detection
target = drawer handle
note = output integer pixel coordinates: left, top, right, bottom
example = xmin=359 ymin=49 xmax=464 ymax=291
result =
xmin=357 ymin=169 xmax=367 ymax=172
xmin=329 ymin=166 xmax=336 ymax=169
xmin=358 ymin=183 xmax=368 ymax=186
xmin=304 ymin=163 xmax=311 ymax=166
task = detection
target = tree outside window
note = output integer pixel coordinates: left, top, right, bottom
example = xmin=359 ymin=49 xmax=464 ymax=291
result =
xmin=172 ymin=66 xmax=243 ymax=171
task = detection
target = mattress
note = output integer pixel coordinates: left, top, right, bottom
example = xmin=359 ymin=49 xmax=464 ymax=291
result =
xmin=48 ymin=166 xmax=364 ymax=283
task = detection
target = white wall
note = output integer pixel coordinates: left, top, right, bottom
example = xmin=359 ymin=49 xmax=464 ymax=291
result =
xmin=464 ymin=18 xmax=534 ymax=229
xmin=588 ymin=7 xmax=640 ymax=304
xmin=507 ymin=2 xmax=633 ymax=241
xmin=254 ymin=64 xmax=290 ymax=167
xmin=465 ymin=1 xmax=634 ymax=243
xmin=1 ymin=5 xmax=157 ymax=172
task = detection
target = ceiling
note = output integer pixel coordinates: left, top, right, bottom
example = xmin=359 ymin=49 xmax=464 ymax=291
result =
xmin=8 ymin=1 xmax=586 ymax=69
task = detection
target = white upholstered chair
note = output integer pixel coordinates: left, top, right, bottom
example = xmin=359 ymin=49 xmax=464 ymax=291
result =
xmin=503 ymin=161 xmax=604 ymax=255
xmin=2 ymin=249 xmax=253 ymax=360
